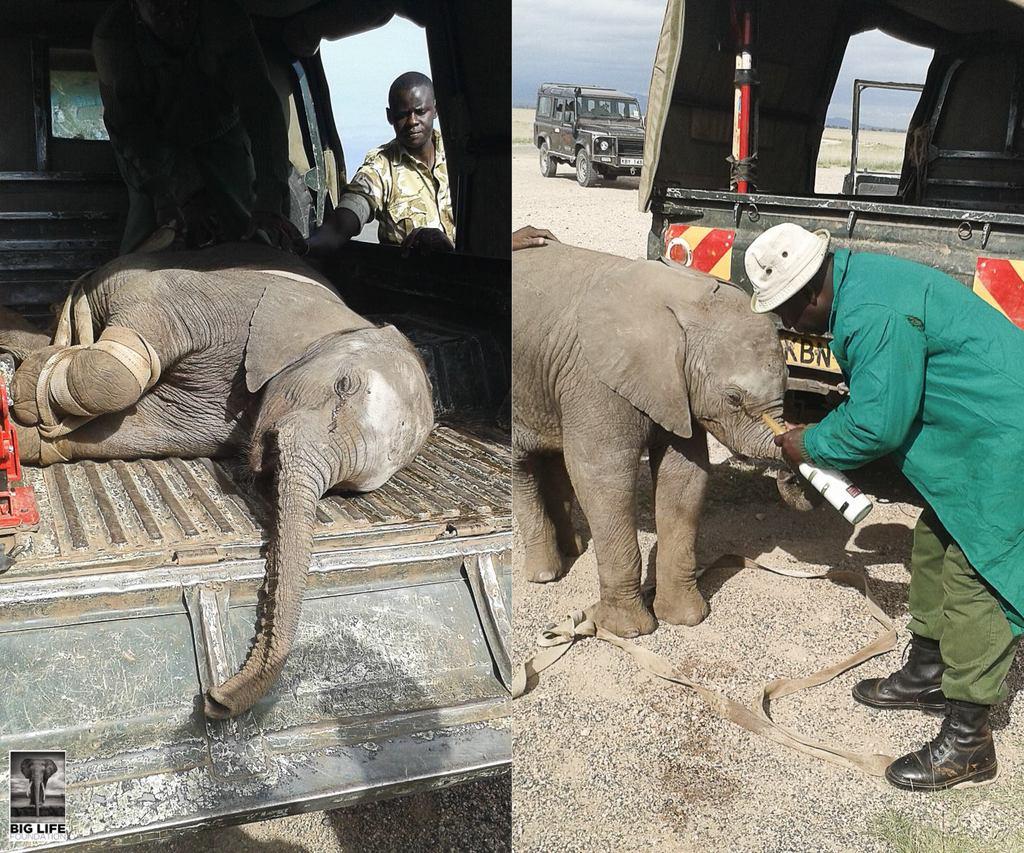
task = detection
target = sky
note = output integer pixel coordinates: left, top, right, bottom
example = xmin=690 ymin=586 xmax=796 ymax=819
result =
xmin=512 ymin=0 xmax=934 ymax=130
xmin=319 ymin=17 xmax=431 ymax=173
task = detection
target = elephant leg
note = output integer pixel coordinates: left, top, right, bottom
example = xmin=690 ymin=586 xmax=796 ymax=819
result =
xmin=11 ymin=326 xmax=164 ymax=432
xmin=0 ymin=305 xmax=51 ymax=362
xmin=16 ymin=388 xmax=243 ymax=465
xmin=544 ymin=453 xmax=584 ymax=561
xmin=564 ymin=438 xmax=656 ymax=638
xmin=514 ymin=451 xmax=567 ymax=583
xmin=650 ymin=431 xmax=710 ymax=626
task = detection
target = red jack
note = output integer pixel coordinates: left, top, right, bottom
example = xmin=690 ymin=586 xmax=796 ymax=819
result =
xmin=0 ymin=375 xmax=39 ymax=531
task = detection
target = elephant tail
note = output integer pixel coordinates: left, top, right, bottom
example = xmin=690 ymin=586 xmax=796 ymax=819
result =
xmin=203 ymin=423 xmax=324 ymax=720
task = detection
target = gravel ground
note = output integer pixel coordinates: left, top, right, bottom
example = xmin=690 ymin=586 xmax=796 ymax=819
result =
xmin=119 ymin=775 xmax=510 ymax=852
xmin=512 ymin=144 xmax=650 ymax=258
xmin=510 ymin=141 xmax=1024 ymax=852
xmin=513 ymin=451 xmax=1024 ymax=853
xmin=510 ymin=141 xmax=847 ymax=256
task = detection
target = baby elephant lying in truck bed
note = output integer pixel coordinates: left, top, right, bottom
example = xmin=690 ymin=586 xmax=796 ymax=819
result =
xmin=0 ymin=243 xmax=434 ymax=719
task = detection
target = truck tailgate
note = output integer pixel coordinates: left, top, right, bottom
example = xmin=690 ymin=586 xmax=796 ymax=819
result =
xmin=0 ymin=425 xmax=511 ymax=850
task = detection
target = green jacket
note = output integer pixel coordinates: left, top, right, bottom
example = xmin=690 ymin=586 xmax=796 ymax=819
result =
xmin=803 ymin=250 xmax=1024 ymax=633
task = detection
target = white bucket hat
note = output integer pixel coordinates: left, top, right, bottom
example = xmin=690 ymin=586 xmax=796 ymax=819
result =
xmin=745 ymin=223 xmax=831 ymax=313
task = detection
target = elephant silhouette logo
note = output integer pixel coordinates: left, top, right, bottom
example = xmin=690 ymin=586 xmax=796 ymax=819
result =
xmin=9 ymin=751 xmax=66 ymax=820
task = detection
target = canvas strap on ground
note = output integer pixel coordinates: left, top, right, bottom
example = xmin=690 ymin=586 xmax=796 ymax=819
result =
xmin=512 ymin=555 xmax=898 ymax=777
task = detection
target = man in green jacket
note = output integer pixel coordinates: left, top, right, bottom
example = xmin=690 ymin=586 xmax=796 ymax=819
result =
xmin=747 ymin=222 xmax=1024 ymax=791
xmin=94 ymin=0 xmax=301 ymax=253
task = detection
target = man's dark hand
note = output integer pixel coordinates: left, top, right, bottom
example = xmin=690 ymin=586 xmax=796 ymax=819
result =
xmin=512 ymin=225 xmax=558 ymax=251
xmin=401 ymin=227 xmax=454 ymax=255
xmin=774 ymin=426 xmax=809 ymax=467
xmin=248 ymin=211 xmax=307 ymax=254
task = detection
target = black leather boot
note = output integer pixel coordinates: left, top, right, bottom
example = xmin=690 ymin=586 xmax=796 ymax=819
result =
xmin=885 ymin=700 xmax=998 ymax=791
xmin=852 ymin=634 xmax=945 ymax=713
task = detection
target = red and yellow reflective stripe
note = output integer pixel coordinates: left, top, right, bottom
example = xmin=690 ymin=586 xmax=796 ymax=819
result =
xmin=973 ymin=257 xmax=1024 ymax=329
xmin=663 ymin=225 xmax=735 ymax=279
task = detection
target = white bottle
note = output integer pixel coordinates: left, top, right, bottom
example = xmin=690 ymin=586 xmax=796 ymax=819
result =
xmin=797 ymin=462 xmax=873 ymax=524
xmin=761 ymin=413 xmax=873 ymax=524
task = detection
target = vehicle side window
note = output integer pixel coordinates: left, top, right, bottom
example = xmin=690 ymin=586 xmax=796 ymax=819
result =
xmin=49 ymin=48 xmax=108 ymax=141
xmin=538 ymin=96 xmax=553 ymax=117
xmin=553 ymin=99 xmax=564 ymax=122
xmin=564 ymin=101 xmax=574 ymax=122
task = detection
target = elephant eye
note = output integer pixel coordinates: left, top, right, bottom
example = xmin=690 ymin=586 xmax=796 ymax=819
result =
xmin=725 ymin=389 xmax=743 ymax=408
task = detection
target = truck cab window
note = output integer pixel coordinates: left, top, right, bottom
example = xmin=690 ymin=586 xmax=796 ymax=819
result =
xmin=49 ymin=48 xmax=108 ymax=141
xmin=317 ymin=16 xmax=431 ymax=244
xmin=813 ymin=30 xmax=931 ymax=196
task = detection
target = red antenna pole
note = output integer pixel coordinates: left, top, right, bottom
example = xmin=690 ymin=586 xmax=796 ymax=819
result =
xmin=731 ymin=0 xmax=756 ymax=193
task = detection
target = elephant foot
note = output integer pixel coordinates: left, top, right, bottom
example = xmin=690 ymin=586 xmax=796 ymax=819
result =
xmin=523 ymin=543 xmax=570 ymax=584
xmin=589 ymin=599 xmax=657 ymax=638
xmin=654 ymin=590 xmax=709 ymax=627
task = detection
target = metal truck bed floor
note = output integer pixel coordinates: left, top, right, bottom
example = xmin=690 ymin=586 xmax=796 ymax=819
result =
xmin=8 ymin=424 xmax=510 ymax=577
xmin=0 ymin=425 xmax=511 ymax=850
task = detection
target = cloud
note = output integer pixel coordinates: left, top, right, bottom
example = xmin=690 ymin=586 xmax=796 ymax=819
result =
xmin=512 ymin=0 xmax=665 ymax=104
xmin=829 ymin=30 xmax=934 ymax=128
xmin=513 ymin=4 xmax=935 ymax=130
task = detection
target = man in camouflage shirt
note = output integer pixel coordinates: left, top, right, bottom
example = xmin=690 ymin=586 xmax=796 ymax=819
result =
xmin=308 ymin=72 xmax=455 ymax=255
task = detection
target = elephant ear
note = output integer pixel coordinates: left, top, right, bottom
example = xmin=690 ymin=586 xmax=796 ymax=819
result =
xmin=244 ymin=280 xmax=372 ymax=393
xmin=20 ymin=759 xmax=30 ymax=779
xmin=577 ymin=263 xmax=699 ymax=438
xmin=44 ymin=760 xmax=57 ymax=781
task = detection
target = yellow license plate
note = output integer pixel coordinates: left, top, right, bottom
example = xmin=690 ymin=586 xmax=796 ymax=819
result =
xmin=779 ymin=332 xmax=842 ymax=374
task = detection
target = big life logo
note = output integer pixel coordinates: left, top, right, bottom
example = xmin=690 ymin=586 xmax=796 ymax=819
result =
xmin=8 ymin=752 xmax=67 ymax=842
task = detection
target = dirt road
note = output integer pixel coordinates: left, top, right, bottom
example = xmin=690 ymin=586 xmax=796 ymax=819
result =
xmin=511 ymin=136 xmax=1024 ymax=852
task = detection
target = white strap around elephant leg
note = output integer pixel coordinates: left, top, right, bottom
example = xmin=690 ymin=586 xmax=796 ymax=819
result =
xmin=39 ymin=436 xmax=70 ymax=465
xmin=35 ymin=327 xmax=162 ymax=439
xmin=92 ymin=327 xmax=162 ymax=392
xmin=52 ymin=272 xmax=95 ymax=348
xmin=35 ymin=347 xmax=92 ymax=438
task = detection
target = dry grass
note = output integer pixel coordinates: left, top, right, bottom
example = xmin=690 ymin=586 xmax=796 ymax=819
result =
xmin=816 ymin=126 xmax=907 ymax=173
xmin=512 ymin=108 xmax=535 ymax=145
xmin=868 ymin=775 xmax=1024 ymax=853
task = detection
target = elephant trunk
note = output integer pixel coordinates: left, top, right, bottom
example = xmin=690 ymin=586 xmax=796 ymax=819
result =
xmin=204 ymin=425 xmax=326 ymax=720
xmin=747 ymin=403 xmax=819 ymax=511
xmin=731 ymin=402 xmax=786 ymax=461
xmin=31 ymin=778 xmax=43 ymax=815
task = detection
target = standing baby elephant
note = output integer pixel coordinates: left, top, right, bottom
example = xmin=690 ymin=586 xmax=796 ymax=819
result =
xmin=20 ymin=758 xmax=58 ymax=817
xmin=513 ymin=242 xmax=797 ymax=638
xmin=1 ymin=243 xmax=434 ymax=718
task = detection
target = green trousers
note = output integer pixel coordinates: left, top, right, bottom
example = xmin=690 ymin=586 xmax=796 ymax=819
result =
xmin=906 ymin=507 xmax=1018 ymax=705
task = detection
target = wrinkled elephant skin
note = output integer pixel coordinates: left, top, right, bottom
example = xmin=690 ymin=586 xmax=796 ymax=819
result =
xmin=20 ymin=758 xmax=57 ymax=817
xmin=0 ymin=244 xmax=434 ymax=719
xmin=513 ymin=242 xmax=798 ymax=638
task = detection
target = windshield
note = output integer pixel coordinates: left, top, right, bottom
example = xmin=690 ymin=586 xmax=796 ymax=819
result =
xmin=577 ymin=97 xmax=641 ymax=120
